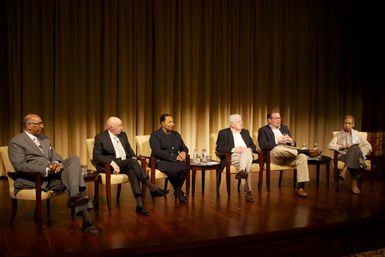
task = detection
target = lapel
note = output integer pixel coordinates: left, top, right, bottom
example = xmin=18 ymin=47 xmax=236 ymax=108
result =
xmin=226 ymin=128 xmax=235 ymax=148
xmin=104 ymin=130 xmax=117 ymax=154
xmin=22 ymin=132 xmax=47 ymax=157
xmin=117 ymin=133 xmax=128 ymax=154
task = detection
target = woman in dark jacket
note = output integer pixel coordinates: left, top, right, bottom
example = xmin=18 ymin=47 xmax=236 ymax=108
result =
xmin=150 ymin=114 xmax=189 ymax=203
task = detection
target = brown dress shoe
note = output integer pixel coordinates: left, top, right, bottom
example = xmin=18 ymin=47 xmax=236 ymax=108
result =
xmin=352 ymin=187 xmax=361 ymax=195
xmin=295 ymin=188 xmax=308 ymax=197
xmin=245 ymin=191 xmax=254 ymax=203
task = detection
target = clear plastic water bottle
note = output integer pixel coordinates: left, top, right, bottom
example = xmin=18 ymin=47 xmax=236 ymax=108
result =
xmin=193 ymin=148 xmax=199 ymax=164
xmin=201 ymin=148 xmax=207 ymax=164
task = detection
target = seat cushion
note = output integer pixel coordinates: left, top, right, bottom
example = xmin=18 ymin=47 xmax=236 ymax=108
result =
xmin=267 ymin=163 xmax=294 ymax=171
xmin=14 ymin=189 xmax=64 ymax=200
xmin=99 ymin=173 xmax=129 ymax=184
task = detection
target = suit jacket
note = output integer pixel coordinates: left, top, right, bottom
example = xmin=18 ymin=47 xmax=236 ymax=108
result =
xmin=215 ymin=128 xmax=257 ymax=169
xmin=149 ymin=128 xmax=189 ymax=173
xmin=8 ymin=131 xmax=63 ymax=190
xmin=258 ymin=124 xmax=295 ymax=152
xmin=93 ymin=130 xmax=136 ymax=169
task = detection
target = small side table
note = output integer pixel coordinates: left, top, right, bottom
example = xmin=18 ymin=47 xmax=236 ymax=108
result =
xmin=188 ymin=161 xmax=221 ymax=197
xmin=307 ymin=155 xmax=331 ymax=188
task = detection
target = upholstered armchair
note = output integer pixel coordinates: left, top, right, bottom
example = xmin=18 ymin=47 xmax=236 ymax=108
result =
xmin=210 ymin=133 xmax=261 ymax=195
xmin=86 ymin=138 xmax=129 ymax=210
xmin=331 ymin=131 xmax=374 ymax=191
xmin=254 ymin=132 xmax=297 ymax=192
xmin=135 ymin=135 xmax=168 ymax=191
xmin=0 ymin=146 xmax=66 ymax=229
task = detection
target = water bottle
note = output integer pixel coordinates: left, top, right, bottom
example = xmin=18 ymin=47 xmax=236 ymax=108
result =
xmin=201 ymin=148 xmax=207 ymax=164
xmin=193 ymin=148 xmax=199 ymax=164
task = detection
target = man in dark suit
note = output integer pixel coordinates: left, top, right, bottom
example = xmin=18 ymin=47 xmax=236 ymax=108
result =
xmin=93 ymin=116 xmax=168 ymax=216
xmin=8 ymin=114 xmax=99 ymax=235
xmin=216 ymin=114 xmax=257 ymax=203
xmin=258 ymin=111 xmax=310 ymax=197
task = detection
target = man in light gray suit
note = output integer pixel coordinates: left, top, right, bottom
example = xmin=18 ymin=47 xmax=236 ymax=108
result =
xmin=8 ymin=114 xmax=99 ymax=235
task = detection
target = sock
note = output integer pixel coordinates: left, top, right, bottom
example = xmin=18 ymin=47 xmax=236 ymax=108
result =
xmin=135 ymin=196 xmax=143 ymax=207
xmin=297 ymin=182 xmax=305 ymax=190
xmin=82 ymin=210 xmax=91 ymax=224
xmin=145 ymin=179 xmax=157 ymax=192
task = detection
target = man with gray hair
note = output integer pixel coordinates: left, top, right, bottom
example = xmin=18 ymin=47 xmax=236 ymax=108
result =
xmin=216 ymin=114 xmax=257 ymax=203
xmin=8 ymin=114 xmax=99 ymax=235
xmin=93 ymin=116 xmax=169 ymax=216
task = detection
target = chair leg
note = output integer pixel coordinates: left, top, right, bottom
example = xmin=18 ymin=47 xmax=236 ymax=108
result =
xmin=46 ymin=199 xmax=51 ymax=217
xmin=34 ymin=198 xmax=43 ymax=229
xmin=93 ymin=178 xmax=100 ymax=210
xmin=237 ymin=179 xmax=241 ymax=192
xmin=266 ymin=170 xmax=271 ymax=192
xmin=117 ymin=184 xmax=122 ymax=202
xmin=164 ymin=178 xmax=168 ymax=191
xmin=334 ymin=169 xmax=340 ymax=191
xmin=9 ymin=198 xmax=17 ymax=224
xmin=258 ymin=169 xmax=263 ymax=190
xmin=278 ymin=171 xmax=283 ymax=187
xmin=106 ymin=183 xmax=112 ymax=210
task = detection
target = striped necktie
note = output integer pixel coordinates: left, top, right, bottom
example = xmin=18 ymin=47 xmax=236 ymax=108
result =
xmin=33 ymin=137 xmax=44 ymax=153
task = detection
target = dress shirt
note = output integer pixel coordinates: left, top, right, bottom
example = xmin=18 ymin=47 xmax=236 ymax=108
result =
xmin=231 ymin=129 xmax=247 ymax=152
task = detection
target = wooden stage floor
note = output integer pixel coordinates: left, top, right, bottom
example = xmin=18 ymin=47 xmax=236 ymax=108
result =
xmin=1 ymin=167 xmax=385 ymax=257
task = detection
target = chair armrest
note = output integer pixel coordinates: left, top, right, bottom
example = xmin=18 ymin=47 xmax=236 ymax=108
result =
xmin=8 ymin=171 xmax=44 ymax=197
xmin=91 ymin=160 xmax=113 ymax=177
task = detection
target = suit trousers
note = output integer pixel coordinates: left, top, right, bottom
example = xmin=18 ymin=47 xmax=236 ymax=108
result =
xmin=231 ymin=148 xmax=253 ymax=192
xmin=116 ymin=158 xmax=149 ymax=198
xmin=270 ymin=145 xmax=310 ymax=183
xmin=60 ymin=156 xmax=91 ymax=214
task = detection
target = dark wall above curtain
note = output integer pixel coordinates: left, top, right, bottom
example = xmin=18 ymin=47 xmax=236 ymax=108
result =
xmin=0 ymin=0 xmax=383 ymax=166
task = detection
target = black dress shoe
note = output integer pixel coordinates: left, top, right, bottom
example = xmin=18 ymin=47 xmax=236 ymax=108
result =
xmin=150 ymin=188 xmax=170 ymax=197
xmin=174 ymin=190 xmax=187 ymax=203
xmin=82 ymin=222 xmax=99 ymax=236
xmin=136 ymin=206 xmax=150 ymax=216
xmin=68 ymin=192 xmax=89 ymax=208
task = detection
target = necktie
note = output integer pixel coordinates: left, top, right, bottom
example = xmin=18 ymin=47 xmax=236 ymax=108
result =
xmin=115 ymin=137 xmax=126 ymax=160
xmin=33 ymin=137 xmax=44 ymax=153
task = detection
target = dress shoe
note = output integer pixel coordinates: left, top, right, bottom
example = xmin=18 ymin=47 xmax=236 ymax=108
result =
xmin=235 ymin=169 xmax=248 ymax=180
xmin=295 ymin=188 xmax=308 ymax=197
xmin=174 ymin=190 xmax=187 ymax=203
xmin=82 ymin=221 xmax=99 ymax=236
xmin=352 ymin=187 xmax=361 ymax=195
xmin=150 ymin=188 xmax=170 ymax=197
xmin=136 ymin=206 xmax=150 ymax=216
xmin=245 ymin=191 xmax=254 ymax=203
xmin=67 ymin=191 xmax=89 ymax=208
xmin=339 ymin=167 xmax=347 ymax=181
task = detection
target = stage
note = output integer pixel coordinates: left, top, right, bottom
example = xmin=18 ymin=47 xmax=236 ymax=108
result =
xmin=0 ymin=167 xmax=385 ymax=257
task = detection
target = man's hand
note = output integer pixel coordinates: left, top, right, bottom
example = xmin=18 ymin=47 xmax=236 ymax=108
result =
xmin=233 ymin=146 xmax=248 ymax=154
xmin=278 ymin=134 xmax=293 ymax=144
xmin=110 ymin=161 xmax=120 ymax=174
xmin=48 ymin=162 xmax=64 ymax=174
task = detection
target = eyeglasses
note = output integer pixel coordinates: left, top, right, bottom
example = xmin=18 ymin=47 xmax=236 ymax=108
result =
xmin=29 ymin=122 xmax=43 ymax=126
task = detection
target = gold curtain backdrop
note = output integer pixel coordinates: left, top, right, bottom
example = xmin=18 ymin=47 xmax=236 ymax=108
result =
xmin=0 ymin=0 xmax=383 ymax=170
